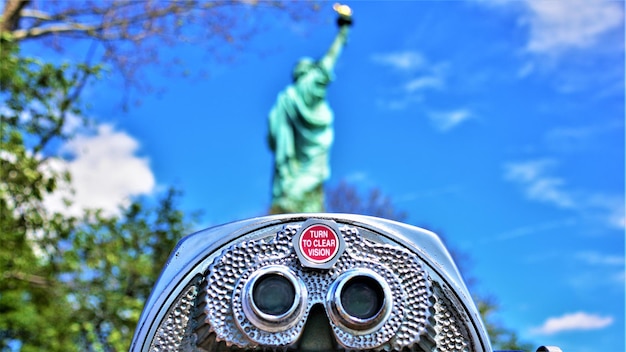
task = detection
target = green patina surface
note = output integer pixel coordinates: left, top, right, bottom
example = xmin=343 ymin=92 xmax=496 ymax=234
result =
xmin=268 ymin=25 xmax=350 ymax=214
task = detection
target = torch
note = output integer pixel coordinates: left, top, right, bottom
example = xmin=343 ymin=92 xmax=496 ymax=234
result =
xmin=333 ymin=3 xmax=353 ymax=27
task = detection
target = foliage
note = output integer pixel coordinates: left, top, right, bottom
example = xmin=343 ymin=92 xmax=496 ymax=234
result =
xmin=478 ymin=296 xmax=534 ymax=351
xmin=0 ymin=39 xmax=91 ymax=351
xmin=0 ymin=37 xmax=196 ymax=351
xmin=326 ymin=181 xmax=533 ymax=351
xmin=62 ymin=188 xmax=195 ymax=351
xmin=1 ymin=1 xmax=318 ymax=350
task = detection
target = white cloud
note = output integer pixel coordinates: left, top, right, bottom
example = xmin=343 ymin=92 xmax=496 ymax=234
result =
xmin=344 ymin=171 xmax=368 ymax=184
xmin=522 ymin=0 xmax=624 ymax=54
xmin=371 ymin=51 xmax=448 ymax=94
xmin=62 ymin=112 xmax=87 ymax=136
xmin=493 ymin=218 xmax=577 ymax=241
xmin=611 ymin=271 xmax=625 ymax=285
xmin=371 ymin=52 xmax=474 ymax=129
xmin=571 ymin=251 xmax=626 ymax=288
xmin=404 ymin=76 xmax=444 ymax=93
xmin=375 ymin=98 xmax=414 ymax=111
xmin=545 ymin=125 xmax=599 ymax=153
xmin=485 ymin=0 xmax=624 ymax=94
xmin=504 ymin=159 xmax=551 ymax=183
xmin=371 ymin=51 xmax=426 ymax=72
xmin=567 ymin=269 xmax=626 ymax=291
xmin=546 ymin=121 xmax=625 ymax=151
xmin=611 ymin=212 xmax=625 ymax=229
xmin=532 ymin=312 xmax=614 ymax=335
xmin=505 ymin=159 xmax=575 ymax=208
xmin=586 ymin=193 xmax=625 ymax=230
xmin=576 ymin=251 xmax=625 ymax=267
xmin=428 ymin=109 xmax=473 ymax=132
xmin=526 ymin=177 xmax=575 ymax=208
xmin=504 ymin=159 xmax=624 ymax=229
xmin=44 ymin=124 xmax=156 ymax=217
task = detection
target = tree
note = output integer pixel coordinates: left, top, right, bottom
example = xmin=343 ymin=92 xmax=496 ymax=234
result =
xmin=0 ymin=45 xmax=195 ymax=350
xmin=1 ymin=0 xmax=317 ymax=92
xmin=0 ymin=39 xmax=93 ymax=351
xmin=0 ymin=39 xmax=191 ymax=351
xmin=478 ymin=297 xmax=534 ymax=351
xmin=326 ymin=180 xmax=408 ymax=221
xmin=63 ymin=188 xmax=196 ymax=351
xmin=326 ymin=181 xmax=533 ymax=351
xmin=1 ymin=2 xmax=316 ymax=350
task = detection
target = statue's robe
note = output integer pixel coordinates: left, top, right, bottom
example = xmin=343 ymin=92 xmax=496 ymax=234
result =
xmin=268 ymin=62 xmax=335 ymax=213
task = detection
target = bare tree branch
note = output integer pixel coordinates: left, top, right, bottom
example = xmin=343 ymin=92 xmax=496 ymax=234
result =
xmin=3 ymin=271 xmax=53 ymax=288
xmin=12 ymin=22 xmax=99 ymax=39
xmin=1 ymin=0 xmax=318 ymax=97
xmin=0 ymin=0 xmax=31 ymax=33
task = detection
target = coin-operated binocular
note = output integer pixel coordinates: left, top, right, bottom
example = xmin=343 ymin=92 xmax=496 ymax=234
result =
xmin=130 ymin=214 xmax=562 ymax=352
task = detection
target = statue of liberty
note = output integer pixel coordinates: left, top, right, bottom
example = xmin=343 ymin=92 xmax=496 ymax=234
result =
xmin=268 ymin=4 xmax=353 ymax=214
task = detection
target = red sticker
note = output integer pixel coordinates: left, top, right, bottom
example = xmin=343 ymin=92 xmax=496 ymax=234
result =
xmin=299 ymin=224 xmax=340 ymax=263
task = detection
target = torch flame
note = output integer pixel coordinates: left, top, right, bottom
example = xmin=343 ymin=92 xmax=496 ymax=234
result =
xmin=333 ymin=3 xmax=352 ymax=17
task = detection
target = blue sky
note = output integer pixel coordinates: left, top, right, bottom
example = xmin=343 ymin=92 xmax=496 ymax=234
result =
xmin=26 ymin=1 xmax=624 ymax=351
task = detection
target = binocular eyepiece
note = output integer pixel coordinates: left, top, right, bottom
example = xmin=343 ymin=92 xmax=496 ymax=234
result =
xmin=130 ymin=214 xmax=559 ymax=352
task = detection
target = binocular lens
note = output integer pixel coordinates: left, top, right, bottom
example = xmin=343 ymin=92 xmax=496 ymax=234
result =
xmin=252 ymin=274 xmax=296 ymax=316
xmin=340 ymin=276 xmax=385 ymax=320
xmin=326 ymin=269 xmax=392 ymax=334
xmin=241 ymin=266 xmax=307 ymax=333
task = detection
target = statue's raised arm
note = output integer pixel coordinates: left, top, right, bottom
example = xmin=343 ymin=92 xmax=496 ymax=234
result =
xmin=319 ymin=4 xmax=352 ymax=73
xmin=268 ymin=4 xmax=353 ymax=214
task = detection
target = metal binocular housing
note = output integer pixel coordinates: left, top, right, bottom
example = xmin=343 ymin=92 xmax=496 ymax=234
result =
xmin=130 ymin=214 xmax=561 ymax=352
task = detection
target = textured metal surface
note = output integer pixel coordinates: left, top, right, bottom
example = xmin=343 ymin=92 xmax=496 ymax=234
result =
xmin=432 ymin=283 xmax=471 ymax=351
xmin=197 ymin=222 xmax=471 ymax=351
xmin=131 ymin=214 xmax=493 ymax=352
xmin=536 ymin=347 xmax=563 ymax=352
xmin=149 ymin=276 xmax=202 ymax=352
